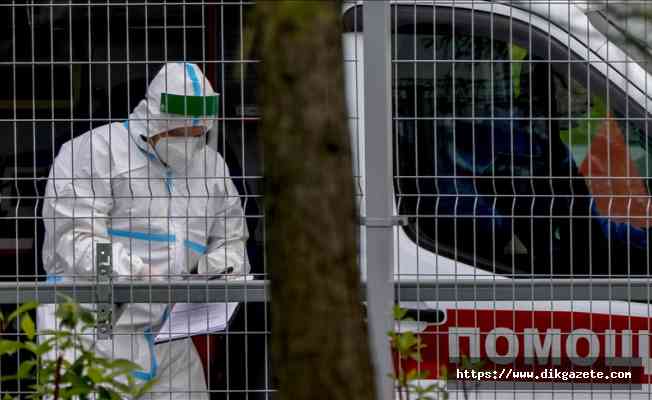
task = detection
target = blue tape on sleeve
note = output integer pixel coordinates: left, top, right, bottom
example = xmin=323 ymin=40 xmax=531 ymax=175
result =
xmin=184 ymin=239 xmax=208 ymax=255
xmin=108 ymin=229 xmax=176 ymax=243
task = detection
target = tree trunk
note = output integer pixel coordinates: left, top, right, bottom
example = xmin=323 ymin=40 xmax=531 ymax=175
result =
xmin=256 ymin=2 xmax=376 ymax=399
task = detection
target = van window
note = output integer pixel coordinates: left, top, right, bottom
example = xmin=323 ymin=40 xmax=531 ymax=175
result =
xmin=344 ymin=5 xmax=652 ymax=276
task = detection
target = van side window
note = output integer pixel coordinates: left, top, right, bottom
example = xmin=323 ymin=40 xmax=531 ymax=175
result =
xmin=385 ymin=5 xmax=652 ymax=276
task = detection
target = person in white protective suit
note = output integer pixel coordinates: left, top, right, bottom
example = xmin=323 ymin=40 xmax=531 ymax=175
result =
xmin=37 ymin=62 xmax=249 ymax=399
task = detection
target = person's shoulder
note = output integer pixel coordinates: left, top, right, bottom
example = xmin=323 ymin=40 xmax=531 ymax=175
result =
xmin=201 ymin=145 xmax=224 ymax=161
xmin=62 ymin=122 xmax=125 ymax=153
xmin=55 ymin=122 xmax=128 ymax=174
xmin=196 ymin=146 xmax=229 ymax=177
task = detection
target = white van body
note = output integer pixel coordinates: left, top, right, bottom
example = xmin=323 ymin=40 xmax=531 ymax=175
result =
xmin=343 ymin=1 xmax=652 ymax=398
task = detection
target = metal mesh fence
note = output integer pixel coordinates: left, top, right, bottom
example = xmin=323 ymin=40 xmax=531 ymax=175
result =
xmin=1 ymin=1 xmax=269 ymax=398
xmin=346 ymin=1 xmax=652 ymax=398
xmin=3 ymin=0 xmax=652 ymax=399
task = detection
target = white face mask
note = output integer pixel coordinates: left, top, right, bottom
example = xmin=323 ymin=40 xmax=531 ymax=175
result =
xmin=154 ymin=136 xmax=204 ymax=171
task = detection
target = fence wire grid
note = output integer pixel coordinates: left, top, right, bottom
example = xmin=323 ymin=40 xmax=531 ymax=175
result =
xmin=3 ymin=0 xmax=652 ymax=399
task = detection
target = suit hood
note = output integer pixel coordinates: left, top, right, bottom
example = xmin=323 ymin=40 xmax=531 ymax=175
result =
xmin=126 ymin=62 xmax=218 ymax=152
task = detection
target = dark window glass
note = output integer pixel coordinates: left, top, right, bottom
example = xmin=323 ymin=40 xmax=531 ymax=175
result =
xmin=345 ymin=5 xmax=652 ymax=276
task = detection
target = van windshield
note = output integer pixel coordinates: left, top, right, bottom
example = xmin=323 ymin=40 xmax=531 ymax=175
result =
xmin=345 ymin=5 xmax=652 ymax=277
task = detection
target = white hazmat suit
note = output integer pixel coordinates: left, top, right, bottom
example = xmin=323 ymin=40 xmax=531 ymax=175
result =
xmin=37 ymin=62 xmax=249 ymax=399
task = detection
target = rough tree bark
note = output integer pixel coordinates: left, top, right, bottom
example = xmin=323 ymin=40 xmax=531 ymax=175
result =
xmin=255 ymin=1 xmax=376 ymax=399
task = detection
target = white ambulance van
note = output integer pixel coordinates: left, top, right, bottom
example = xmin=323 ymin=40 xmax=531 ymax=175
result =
xmin=343 ymin=1 xmax=652 ymax=397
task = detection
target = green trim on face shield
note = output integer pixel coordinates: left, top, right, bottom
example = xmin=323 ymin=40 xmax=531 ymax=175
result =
xmin=160 ymin=93 xmax=219 ymax=117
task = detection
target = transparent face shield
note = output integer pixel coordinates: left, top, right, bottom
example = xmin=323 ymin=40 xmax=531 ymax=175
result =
xmin=153 ymin=92 xmax=220 ymax=170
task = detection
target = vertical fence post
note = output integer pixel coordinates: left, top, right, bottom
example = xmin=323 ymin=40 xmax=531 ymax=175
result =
xmin=95 ymin=242 xmax=113 ymax=339
xmin=363 ymin=1 xmax=394 ymax=399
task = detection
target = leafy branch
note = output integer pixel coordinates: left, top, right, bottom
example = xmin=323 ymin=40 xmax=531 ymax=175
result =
xmin=388 ymin=305 xmax=448 ymax=400
xmin=0 ymin=297 xmax=156 ymax=400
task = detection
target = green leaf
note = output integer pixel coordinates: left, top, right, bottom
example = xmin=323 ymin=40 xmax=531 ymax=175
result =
xmin=60 ymin=384 xmax=93 ymax=398
xmin=0 ymin=339 xmax=24 ymax=355
xmin=71 ymin=357 xmax=85 ymax=376
xmin=78 ymin=307 xmax=96 ymax=326
xmin=20 ymin=313 xmax=36 ymax=340
xmin=92 ymin=356 xmax=114 ymax=369
xmin=16 ymin=359 xmax=37 ymax=379
xmin=98 ymin=387 xmax=122 ymax=400
xmin=24 ymin=339 xmax=53 ymax=356
xmin=109 ymin=389 xmax=123 ymax=400
xmin=7 ymin=301 xmax=38 ymax=323
xmin=56 ymin=302 xmax=80 ymax=328
xmin=396 ymin=331 xmax=419 ymax=354
xmin=87 ymin=366 xmax=104 ymax=384
xmin=2 ymin=393 xmax=13 ymax=400
xmin=23 ymin=341 xmax=38 ymax=354
xmin=393 ymin=305 xmax=408 ymax=321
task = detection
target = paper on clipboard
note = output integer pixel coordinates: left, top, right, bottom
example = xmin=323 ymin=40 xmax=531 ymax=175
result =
xmin=155 ymin=302 xmax=240 ymax=343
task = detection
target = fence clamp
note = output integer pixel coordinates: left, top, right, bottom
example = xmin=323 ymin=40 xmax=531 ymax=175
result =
xmin=95 ymin=243 xmax=113 ymax=340
xmin=359 ymin=216 xmax=408 ymax=227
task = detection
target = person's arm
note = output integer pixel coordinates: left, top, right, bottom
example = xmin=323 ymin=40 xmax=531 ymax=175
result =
xmin=42 ymin=137 xmax=149 ymax=279
xmin=196 ymin=163 xmax=250 ymax=277
xmin=591 ymin=202 xmax=649 ymax=250
xmin=438 ymin=177 xmax=512 ymax=236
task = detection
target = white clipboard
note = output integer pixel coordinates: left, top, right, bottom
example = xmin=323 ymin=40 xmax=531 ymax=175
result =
xmin=155 ymin=302 xmax=240 ymax=343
